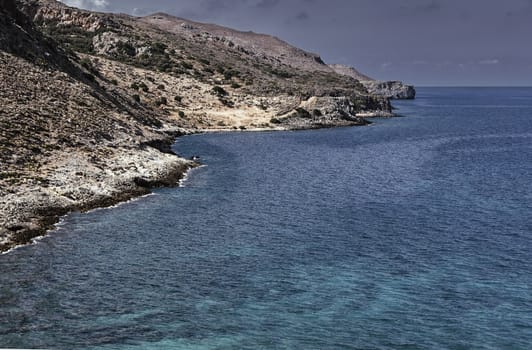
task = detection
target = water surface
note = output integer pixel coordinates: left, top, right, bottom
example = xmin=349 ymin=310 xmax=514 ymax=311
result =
xmin=1 ymin=87 xmax=532 ymax=349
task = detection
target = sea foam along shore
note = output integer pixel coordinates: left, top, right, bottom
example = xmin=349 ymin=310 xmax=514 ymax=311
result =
xmin=0 ymin=144 xmax=198 ymax=254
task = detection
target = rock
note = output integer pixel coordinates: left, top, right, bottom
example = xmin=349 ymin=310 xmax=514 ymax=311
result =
xmin=361 ymin=80 xmax=416 ymax=99
xmin=329 ymin=64 xmax=416 ymax=99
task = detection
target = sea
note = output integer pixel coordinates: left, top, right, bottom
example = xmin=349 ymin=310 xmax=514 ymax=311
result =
xmin=1 ymin=87 xmax=531 ymax=349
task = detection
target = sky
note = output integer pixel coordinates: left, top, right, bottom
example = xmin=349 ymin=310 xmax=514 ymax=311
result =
xmin=60 ymin=0 xmax=532 ymax=86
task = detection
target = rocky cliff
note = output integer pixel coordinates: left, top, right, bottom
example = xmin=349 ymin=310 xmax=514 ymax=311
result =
xmin=0 ymin=0 xmax=409 ymax=252
xmin=329 ymin=64 xmax=416 ymax=99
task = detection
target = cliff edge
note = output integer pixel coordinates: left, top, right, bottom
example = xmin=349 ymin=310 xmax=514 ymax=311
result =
xmin=329 ymin=64 xmax=416 ymax=99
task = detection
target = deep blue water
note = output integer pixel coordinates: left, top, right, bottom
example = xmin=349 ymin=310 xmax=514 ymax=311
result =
xmin=1 ymin=87 xmax=532 ymax=349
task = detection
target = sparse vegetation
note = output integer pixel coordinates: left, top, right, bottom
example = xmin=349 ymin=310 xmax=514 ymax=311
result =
xmin=312 ymin=109 xmax=323 ymax=117
xmin=212 ymin=85 xmax=228 ymax=97
xmin=155 ymin=96 xmax=167 ymax=106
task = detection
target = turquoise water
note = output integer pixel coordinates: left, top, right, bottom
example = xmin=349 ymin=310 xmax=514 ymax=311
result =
xmin=1 ymin=88 xmax=532 ymax=349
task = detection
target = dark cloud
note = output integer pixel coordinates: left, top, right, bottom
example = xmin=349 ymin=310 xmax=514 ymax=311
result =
xmin=256 ymin=0 xmax=280 ymax=9
xmin=295 ymin=11 xmax=309 ymax=21
xmin=399 ymin=0 xmax=441 ymax=13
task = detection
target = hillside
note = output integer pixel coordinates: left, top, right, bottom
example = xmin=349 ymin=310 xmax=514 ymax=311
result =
xmin=1 ymin=0 xmax=411 ymax=252
xmin=329 ymin=64 xmax=416 ymax=99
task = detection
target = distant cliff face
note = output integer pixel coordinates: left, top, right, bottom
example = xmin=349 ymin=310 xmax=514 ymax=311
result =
xmin=361 ymin=80 xmax=416 ymax=100
xmin=329 ymin=64 xmax=416 ymax=100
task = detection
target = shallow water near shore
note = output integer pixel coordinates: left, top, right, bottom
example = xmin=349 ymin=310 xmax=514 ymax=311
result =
xmin=1 ymin=87 xmax=532 ymax=349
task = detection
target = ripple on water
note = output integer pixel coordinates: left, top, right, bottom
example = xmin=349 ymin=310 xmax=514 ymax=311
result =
xmin=1 ymin=88 xmax=532 ymax=349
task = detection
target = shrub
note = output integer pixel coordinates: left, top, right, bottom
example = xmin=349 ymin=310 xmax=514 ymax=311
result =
xmin=174 ymin=95 xmax=182 ymax=103
xmin=138 ymin=82 xmax=149 ymax=92
xmin=181 ymin=61 xmax=193 ymax=70
xmin=151 ymin=42 xmax=167 ymax=54
xmin=132 ymin=94 xmax=141 ymax=103
xmin=212 ymin=85 xmax=228 ymax=97
xmin=156 ymin=97 xmax=168 ymax=106
xmin=312 ymin=109 xmax=323 ymax=117
xmin=157 ymin=84 xmax=165 ymax=90
xmin=295 ymin=107 xmax=311 ymax=118
xmin=178 ymin=110 xmax=186 ymax=118
xmin=231 ymin=82 xmax=241 ymax=89
xmin=79 ymin=57 xmax=92 ymax=69
xmin=116 ymin=41 xmax=136 ymax=57
xmin=219 ymin=98 xmax=234 ymax=107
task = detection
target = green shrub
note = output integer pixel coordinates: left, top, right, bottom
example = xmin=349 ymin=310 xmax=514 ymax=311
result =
xmin=132 ymin=94 xmax=141 ymax=103
xmin=138 ymin=82 xmax=149 ymax=92
xmin=151 ymin=42 xmax=167 ymax=54
xmin=156 ymin=97 xmax=168 ymax=106
xmin=212 ymin=85 xmax=228 ymax=97
xmin=79 ymin=58 xmax=92 ymax=69
xmin=181 ymin=61 xmax=193 ymax=70
xmin=312 ymin=109 xmax=323 ymax=117
xmin=174 ymin=95 xmax=182 ymax=103
xmin=295 ymin=107 xmax=311 ymax=118
xmin=116 ymin=41 xmax=136 ymax=57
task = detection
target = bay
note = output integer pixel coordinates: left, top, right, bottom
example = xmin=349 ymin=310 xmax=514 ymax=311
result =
xmin=1 ymin=87 xmax=532 ymax=349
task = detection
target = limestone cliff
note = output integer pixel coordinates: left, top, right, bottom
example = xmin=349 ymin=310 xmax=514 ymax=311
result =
xmin=329 ymin=64 xmax=416 ymax=99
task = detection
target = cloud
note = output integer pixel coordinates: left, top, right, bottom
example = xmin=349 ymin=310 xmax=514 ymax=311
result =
xmin=59 ymin=0 xmax=109 ymax=11
xmin=295 ymin=11 xmax=309 ymax=21
xmin=479 ymin=59 xmax=499 ymax=65
xmin=400 ymin=0 xmax=442 ymax=13
xmin=380 ymin=62 xmax=392 ymax=70
xmin=256 ymin=0 xmax=280 ymax=9
xmin=132 ymin=7 xmax=158 ymax=17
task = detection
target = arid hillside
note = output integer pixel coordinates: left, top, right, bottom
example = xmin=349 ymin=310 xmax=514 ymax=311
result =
xmin=1 ymin=0 xmax=410 ymax=252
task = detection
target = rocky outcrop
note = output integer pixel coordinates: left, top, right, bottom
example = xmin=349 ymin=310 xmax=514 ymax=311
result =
xmin=329 ymin=64 xmax=416 ymax=100
xmin=361 ymin=80 xmax=416 ymax=99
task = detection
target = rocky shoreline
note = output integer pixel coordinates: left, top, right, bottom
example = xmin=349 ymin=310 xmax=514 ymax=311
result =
xmin=0 ymin=138 xmax=197 ymax=253
xmin=0 ymin=0 xmax=414 ymax=253
xmin=2 ymin=116 xmax=406 ymax=253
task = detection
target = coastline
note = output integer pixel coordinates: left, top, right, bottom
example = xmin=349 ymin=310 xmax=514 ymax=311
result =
xmin=0 ymin=141 xmax=198 ymax=254
xmin=0 ymin=114 xmax=400 ymax=254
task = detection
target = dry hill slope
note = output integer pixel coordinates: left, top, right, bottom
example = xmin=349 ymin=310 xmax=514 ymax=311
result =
xmin=1 ymin=0 xmax=413 ymax=252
